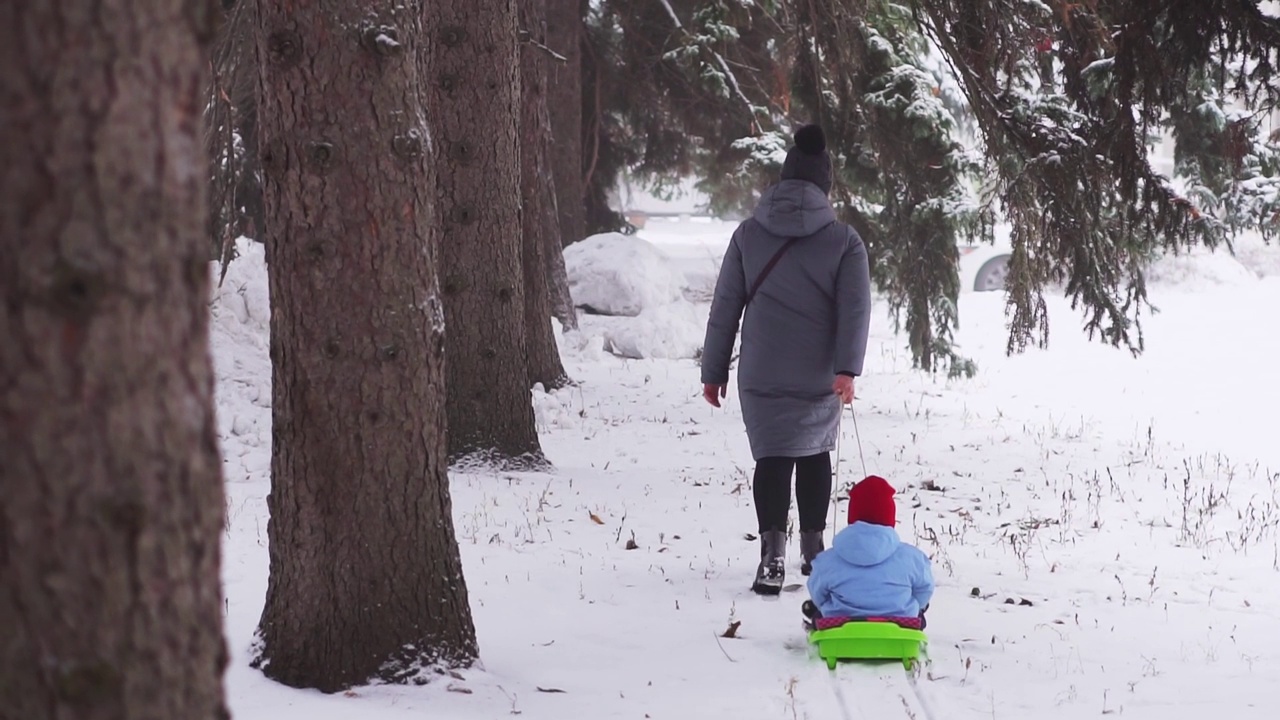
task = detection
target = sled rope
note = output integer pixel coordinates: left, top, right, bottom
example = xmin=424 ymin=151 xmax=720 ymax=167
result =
xmin=832 ymin=405 xmax=871 ymax=545
xmin=831 ymin=412 xmax=843 ymax=544
xmin=851 ymin=406 xmax=868 ymax=478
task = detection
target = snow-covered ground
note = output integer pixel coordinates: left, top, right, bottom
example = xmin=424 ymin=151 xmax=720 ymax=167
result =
xmin=214 ymin=228 xmax=1280 ymax=720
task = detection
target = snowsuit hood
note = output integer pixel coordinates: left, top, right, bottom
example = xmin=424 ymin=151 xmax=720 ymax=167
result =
xmin=833 ymin=521 xmax=901 ymax=566
xmin=752 ymin=179 xmax=837 ymax=239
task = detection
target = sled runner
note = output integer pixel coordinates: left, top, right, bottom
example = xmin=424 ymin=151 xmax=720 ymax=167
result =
xmin=807 ymin=617 xmax=927 ymax=670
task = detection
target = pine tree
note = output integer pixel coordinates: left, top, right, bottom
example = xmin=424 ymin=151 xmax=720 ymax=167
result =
xmin=910 ymin=0 xmax=1280 ymax=353
xmin=252 ymin=0 xmax=478 ymax=690
xmin=548 ymin=0 xmax=588 ymax=247
xmin=585 ymin=0 xmax=982 ymax=373
xmin=422 ymin=0 xmax=548 ymax=465
xmin=582 ymin=0 xmax=1279 ymax=369
xmin=521 ymin=0 xmax=575 ymax=387
xmin=1170 ymin=68 xmax=1280 ymax=242
xmin=792 ymin=0 xmax=983 ymax=375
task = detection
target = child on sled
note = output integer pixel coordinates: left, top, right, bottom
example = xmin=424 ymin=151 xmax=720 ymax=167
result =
xmin=803 ymin=475 xmax=934 ymax=630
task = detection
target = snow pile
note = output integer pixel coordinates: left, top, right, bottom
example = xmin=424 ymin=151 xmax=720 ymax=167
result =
xmin=552 ymin=322 xmax=610 ymax=364
xmin=209 ymin=238 xmax=272 ymax=472
xmin=563 ymin=232 xmax=686 ymax=316
xmin=1232 ymin=233 xmax=1280 ymax=278
xmin=561 ymin=232 xmax=709 ymax=360
xmin=591 ymin=302 xmax=706 ymax=361
xmin=531 ymin=383 xmax=579 ymax=432
xmin=635 ymin=219 xmax=733 ymax=303
xmin=210 ymin=239 xmax=271 ymax=341
xmin=1146 ymin=247 xmax=1257 ymax=288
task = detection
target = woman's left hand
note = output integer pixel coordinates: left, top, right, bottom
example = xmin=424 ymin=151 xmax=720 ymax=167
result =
xmin=832 ymin=375 xmax=855 ymax=404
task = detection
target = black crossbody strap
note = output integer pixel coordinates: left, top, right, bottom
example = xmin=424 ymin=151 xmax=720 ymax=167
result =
xmin=745 ymin=237 xmax=798 ymax=306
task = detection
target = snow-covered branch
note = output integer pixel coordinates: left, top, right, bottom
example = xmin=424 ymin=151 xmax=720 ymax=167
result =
xmin=654 ymin=0 xmax=759 ymax=132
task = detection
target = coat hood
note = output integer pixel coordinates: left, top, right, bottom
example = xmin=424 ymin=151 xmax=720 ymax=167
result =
xmin=833 ymin=521 xmax=902 ymax=567
xmin=752 ymin=179 xmax=837 ymax=238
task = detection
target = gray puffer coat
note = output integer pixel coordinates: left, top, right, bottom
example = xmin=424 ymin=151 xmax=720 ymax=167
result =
xmin=700 ymin=179 xmax=872 ymax=460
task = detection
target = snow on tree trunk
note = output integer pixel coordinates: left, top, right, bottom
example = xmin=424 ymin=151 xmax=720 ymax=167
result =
xmin=251 ymin=0 xmax=478 ymax=691
xmin=521 ymin=0 xmax=574 ymax=386
xmin=0 ymin=1 xmax=229 ymax=717
xmin=423 ymin=0 xmax=547 ymax=465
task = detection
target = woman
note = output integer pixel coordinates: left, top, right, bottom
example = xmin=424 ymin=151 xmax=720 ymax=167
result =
xmin=700 ymin=124 xmax=872 ymax=595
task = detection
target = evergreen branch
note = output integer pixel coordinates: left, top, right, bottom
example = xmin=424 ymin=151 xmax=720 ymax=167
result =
xmin=652 ymin=0 xmax=762 ymax=132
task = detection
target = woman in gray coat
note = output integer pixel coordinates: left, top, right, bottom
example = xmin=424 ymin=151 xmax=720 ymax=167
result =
xmin=700 ymin=124 xmax=872 ymax=595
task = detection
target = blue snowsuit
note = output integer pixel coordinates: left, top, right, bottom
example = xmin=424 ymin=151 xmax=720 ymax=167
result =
xmin=807 ymin=521 xmax=934 ymax=618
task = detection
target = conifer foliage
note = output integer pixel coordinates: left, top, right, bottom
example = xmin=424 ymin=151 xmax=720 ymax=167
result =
xmin=583 ymin=0 xmax=1280 ymax=371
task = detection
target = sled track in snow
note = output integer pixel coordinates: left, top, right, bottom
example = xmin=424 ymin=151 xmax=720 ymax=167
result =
xmin=826 ymin=662 xmax=940 ymax=720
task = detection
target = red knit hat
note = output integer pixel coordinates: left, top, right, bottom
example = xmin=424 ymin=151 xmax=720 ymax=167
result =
xmin=847 ymin=475 xmax=896 ymax=526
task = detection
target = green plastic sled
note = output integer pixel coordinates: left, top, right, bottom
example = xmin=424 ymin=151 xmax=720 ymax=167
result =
xmin=808 ymin=621 xmax=927 ymax=670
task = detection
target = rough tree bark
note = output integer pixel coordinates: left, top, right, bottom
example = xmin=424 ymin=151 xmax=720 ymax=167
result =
xmin=252 ymin=0 xmax=478 ymax=691
xmin=520 ymin=0 xmax=573 ymax=387
xmin=0 ymin=1 xmax=229 ymax=718
xmin=546 ymin=0 xmax=587 ymax=250
xmin=424 ymin=0 xmax=546 ymax=464
xmin=545 ymin=217 xmax=580 ymax=332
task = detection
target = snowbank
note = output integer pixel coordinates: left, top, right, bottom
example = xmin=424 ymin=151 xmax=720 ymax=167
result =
xmin=209 ymin=239 xmax=272 ymax=467
xmin=1232 ymin=233 xmax=1280 ymax=278
xmin=563 ymin=232 xmax=685 ymax=316
xmin=210 ymin=239 xmax=270 ymax=340
xmin=591 ymin=301 xmax=706 ymax=361
xmin=560 ymin=231 xmax=713 ymax=360
xmin=1146 ymin=247 xmax=1258 ymax=288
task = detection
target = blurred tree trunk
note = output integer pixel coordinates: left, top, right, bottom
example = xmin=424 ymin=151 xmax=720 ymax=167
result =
xmin=252 ymin=0 xmax=478 ymax=691
xmin=521 ymin=0 xmax=573 ymax=387
xmin=424 ymin=0 xmax=547 ymax=464
xmin=546 ymin=0 xmax=587 ymax=249
xmin=0 ymin=1 xmax=229 ymax=718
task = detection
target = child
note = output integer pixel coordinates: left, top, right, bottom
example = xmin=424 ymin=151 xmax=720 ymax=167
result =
xmin=804 ymin=475 xmax=934 ymax=627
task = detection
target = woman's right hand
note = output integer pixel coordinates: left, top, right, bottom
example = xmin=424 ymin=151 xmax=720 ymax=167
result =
xmin=703 ymin=383 xmax=728 ymax=407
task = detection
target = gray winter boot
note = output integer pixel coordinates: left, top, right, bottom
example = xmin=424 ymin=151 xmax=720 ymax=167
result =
xmin=799 ymin=531 xmax=825 ymax=576
xmin=752 ymin=530 xmax=787 ymax=595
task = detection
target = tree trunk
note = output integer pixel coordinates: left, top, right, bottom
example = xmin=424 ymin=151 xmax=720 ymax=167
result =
xmin=520 ymin=0 xmax=573 ymax=387
xmin=580 ymin=18 xmax=625 ymax=236
xmin=546 ymin=230 xmax=579 ymax=331
xmin=0 ymin=2 xmax=229 ymax=719
xmin=252 ymin=0 xmax=478 ymax=691
xmin=547 ymin=0 xmax=587 ymax=249
xmin=424 ymin=0 xmax=547 ymax=464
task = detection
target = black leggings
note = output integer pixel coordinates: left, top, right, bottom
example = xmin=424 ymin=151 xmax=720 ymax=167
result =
xmin=753 ymin=453 xmax=832 ymax=533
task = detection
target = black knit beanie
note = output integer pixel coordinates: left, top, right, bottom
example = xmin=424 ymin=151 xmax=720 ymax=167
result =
xmin=779 ymin=124 xmax=833 ymax=195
